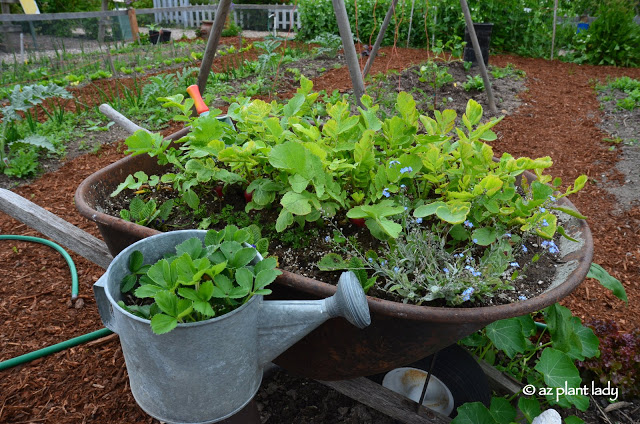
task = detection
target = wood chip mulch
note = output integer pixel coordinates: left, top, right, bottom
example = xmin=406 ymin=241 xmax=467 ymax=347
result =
xmin=1 ymin=48 xmax=640 ymax=423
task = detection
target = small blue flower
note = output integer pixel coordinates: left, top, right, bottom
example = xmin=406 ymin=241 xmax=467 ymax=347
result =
xmin=549 ymin=195 xmax=556 ymax=202
xmin=510 ymin=262 xmax=520 ymax=268
xmin=472 ymin=271 xmax=482 ymax=277
xmin=368 ymin=257 xmax=373 ymax=263
xmin=466 ymin=257 xmax=472 ymax=264
xmin=540 ymin=207 xmax=546 ymax=213
xmin=548 ymin=241 xmax=559 ymax=254
xmin=381 ymin=260 xmax=387 ymax=266
xmin=324 ymin=236 xmax=331 ymax=242
xmin=464 ymin=220 xmax=474 ymax=228
xmin=504 ymin=233 xmax=512 ymax=238
xmin=518 ymin=295 xmax=527 ymax=301
xmin=542 ymin=219 xmax=549 ymax=227
xmin=443 ymin=267 xmax=449 ymax=274
xmin=400 ymin=184 xmax=406 ymax=189
xmin=415 ymin=218 xmax=423 ymax=224
xmin=400 ymin=166 xmax=413 ymax=174
xmin=404 ymin=206 xmax=408 ymax=211
xmin=461 ymin=287 xmax=475 ymax=302
xmin=522 ymin=245 xmax=528 ymax=253
xmin=389 ymin=160 xmax=400 ymax=167
xmin=473 ymin=238 xmax=478 ymax=244
xmin=541 ymin=240 xmax=550 ymax=248
xmin=250 ymin=244 xmax=257 ymax=248
xmin=382 ymin=188 xmax=391 ymax=198
xmin=393 ymin=266 xmax=400 ymax=273
xmin=465 ymin=265 xmax=474 ymax=271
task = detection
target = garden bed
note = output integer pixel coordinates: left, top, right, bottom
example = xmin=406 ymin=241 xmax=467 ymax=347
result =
xmin=1 ymin=45 xmax=640 ymax=423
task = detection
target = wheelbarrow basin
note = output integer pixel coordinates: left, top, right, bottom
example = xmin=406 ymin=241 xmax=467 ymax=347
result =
xmin=75 ymin=139 xmax=593 ymax=380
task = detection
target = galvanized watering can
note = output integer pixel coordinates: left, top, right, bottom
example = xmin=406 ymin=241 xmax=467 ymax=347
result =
xmin=93 ymin=230 xmax=371 ymax=424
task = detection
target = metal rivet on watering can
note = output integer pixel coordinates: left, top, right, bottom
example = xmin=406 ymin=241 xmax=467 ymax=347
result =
xmin=93 ymin=230 xmax=370 ymax=424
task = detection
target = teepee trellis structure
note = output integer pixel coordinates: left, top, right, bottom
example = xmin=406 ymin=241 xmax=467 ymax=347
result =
xmin=196 ymin=0 xmax=496 ymax=114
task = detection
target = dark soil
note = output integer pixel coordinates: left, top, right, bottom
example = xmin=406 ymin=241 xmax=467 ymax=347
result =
xmin=1 ymin=44 xmax=640 ymax=424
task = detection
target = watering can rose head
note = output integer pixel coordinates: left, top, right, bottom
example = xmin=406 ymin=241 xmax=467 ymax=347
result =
xmin=117 ymin=224 xmax=280 ymax=334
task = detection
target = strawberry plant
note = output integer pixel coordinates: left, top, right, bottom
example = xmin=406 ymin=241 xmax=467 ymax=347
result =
xmin=118 ymin=224 xmax=277 ymax=334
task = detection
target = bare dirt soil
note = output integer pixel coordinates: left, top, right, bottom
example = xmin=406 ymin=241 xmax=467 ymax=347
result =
xmin=1 ymin=45 xmax=640 ymax=423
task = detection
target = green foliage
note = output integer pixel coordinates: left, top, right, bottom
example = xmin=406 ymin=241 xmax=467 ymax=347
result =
xmin=117 ymin=225 xmax=279 ymax=334
xmin=309 ymin=33 xmax=343 ymax=58
xmin=457 ymin=303 xmax=602 ymax=421
xmin=120 ymin=197 xmax=174 ymax=227
xmin=2 ymin=146 xmax=39 ymax=178
xmin=564 ymin=0 xmax=640 ymax=66
xmin=463 ymin=74 xmax=484 ymax=91
xmin=221 ymin=19 xmax=242 ymax=37
xmin=490 ymin=63 xmax=526 ymax=80
xmin=600 ymin=76 xmax=640 ymax=111
xmin=587 ymin=263 xmax=628 ymax=303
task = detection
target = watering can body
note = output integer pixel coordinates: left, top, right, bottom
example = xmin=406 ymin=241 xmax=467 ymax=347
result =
xmin=94 ymin=230 xmax=370 ymax=424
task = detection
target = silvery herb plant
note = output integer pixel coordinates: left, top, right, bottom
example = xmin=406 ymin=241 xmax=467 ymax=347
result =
xmin=118 ymin=225 xmax=280 ymax=334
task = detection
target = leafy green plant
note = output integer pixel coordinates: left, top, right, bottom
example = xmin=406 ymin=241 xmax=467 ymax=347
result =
xmin=454 ymin=304 xmax=599 ymax=423
xmin=463 ymin=74 xmax=484 ymax=91
xmin=417 ymin=60 xmax=454 ymax=110
xmin=309 ymin=33 xmax=343 ymax=58
xmin=120 ymin=197 xmax=174 ymax=227
xmin=89 ymin=70 xmax=113 ymax=81
xmin=2 ymin=146 xmax=40 ymax=178
xmin=565 ymin=0 xmax=640 ymax=66
xmin=118 ymin=225 xmax=279 ymax=334
xmin=490 ymin=63 xmax=526 ymax=80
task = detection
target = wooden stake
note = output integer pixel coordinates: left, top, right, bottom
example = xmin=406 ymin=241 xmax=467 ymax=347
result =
xmin=459 ymin=0 xmax=497 ymax=114
xmin=550 ymin=0 xmax=558 ymax=60
xmin=332 ymin=0 xmax=366 ymax=109
xmin=362 ymin=0 xmax=400 ymax=80
xmin=128 ymin=8 xmax=139 ymax=43
xmin=197 ymin=0 xmax=233 ymax=94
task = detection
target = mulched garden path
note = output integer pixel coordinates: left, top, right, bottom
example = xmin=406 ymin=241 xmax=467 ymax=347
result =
xmin=1 ymin=44 xmax=639 ymax=423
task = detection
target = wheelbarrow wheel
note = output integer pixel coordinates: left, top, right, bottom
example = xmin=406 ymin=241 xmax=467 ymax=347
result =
xmin=367 ymin=344 xmax=491 ymax=417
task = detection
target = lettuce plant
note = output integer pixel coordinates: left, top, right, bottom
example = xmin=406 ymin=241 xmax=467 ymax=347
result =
xmin=118 ymin=225 xmax=278 ymax=334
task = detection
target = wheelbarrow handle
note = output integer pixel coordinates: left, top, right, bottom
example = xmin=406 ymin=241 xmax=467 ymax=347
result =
xmin=99 ymin=104 xmax=151 ymax=135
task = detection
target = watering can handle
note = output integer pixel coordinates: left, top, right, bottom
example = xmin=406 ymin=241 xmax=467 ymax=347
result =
xmin=93 ymin=274 xmax=117 ymax=332
xmin=325 ymin=271 xmax=371 ymax=329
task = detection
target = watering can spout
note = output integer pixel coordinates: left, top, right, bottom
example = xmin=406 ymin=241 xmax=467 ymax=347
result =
xmin=257 ymin=271 xmax=370 ymax=366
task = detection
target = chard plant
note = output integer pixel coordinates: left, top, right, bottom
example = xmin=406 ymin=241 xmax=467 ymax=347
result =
xmin=119 ymin=225 xmax=278 ymax=335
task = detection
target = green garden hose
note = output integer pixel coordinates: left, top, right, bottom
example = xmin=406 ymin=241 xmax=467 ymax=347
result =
xmin=0 ymin=235 xmax=115 ymax=371
xmin=0 ymin=234 xmax=79 ymax=300
xmin=0 ymin=328 xmax=113 ymax=371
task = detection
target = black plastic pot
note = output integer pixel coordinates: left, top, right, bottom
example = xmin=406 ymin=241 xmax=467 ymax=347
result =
xmin=160 ymin=29 xmax=172 ymax=43
xmin=149 ymin=30 xmax=160 ymax=45
xmin=463 ymin=23 xmax=493 ymax=66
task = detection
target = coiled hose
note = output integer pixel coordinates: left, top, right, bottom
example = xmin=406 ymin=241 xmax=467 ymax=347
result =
xmin=0 ymin=235 xmax=113 ymax=371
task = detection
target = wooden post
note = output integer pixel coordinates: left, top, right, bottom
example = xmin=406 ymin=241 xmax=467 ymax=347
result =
xmin=362 ymin=0 xmax=399 ymax=80
xmin=197 ymin=0 xmax=232 ymax=94
xmin=332 ymin=0 xmax=366 ymax=109
xmin=406 ymin=0 xmax=416 ymax=48
xmin=98 ymin=0 xmax=108 ymax=43
xmin=459 ymin=0 xmax=497 ymax=114
xmin=550 ymin=0 xmax=558 ymax=60
xmin=128 ymin=8 xmax=139 ymax=42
